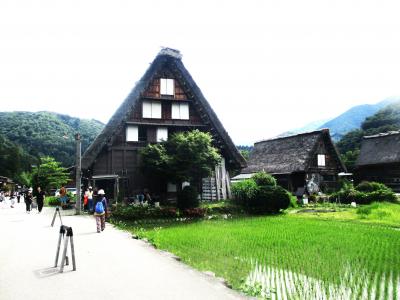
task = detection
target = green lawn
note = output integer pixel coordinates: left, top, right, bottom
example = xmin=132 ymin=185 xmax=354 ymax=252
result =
xmin=113 ymin=202 xmax=400 ymax=299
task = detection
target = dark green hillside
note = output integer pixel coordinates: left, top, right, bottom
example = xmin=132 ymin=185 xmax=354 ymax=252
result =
xmin=0 ymin=111 xmax=104 ymax=167
xmin=0 ymin=133 xmax=34 ymax=180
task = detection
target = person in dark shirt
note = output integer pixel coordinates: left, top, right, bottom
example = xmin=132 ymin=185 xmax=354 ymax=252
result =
xmin=36 ymin=187 xmax=46 ymax=213
xmin=25 ymin=190 xmax=33 ymax=213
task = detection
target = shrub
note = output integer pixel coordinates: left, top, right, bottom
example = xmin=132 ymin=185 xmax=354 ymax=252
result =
xmin=231 ymin=179 xmax=258 ymax=206
xmin=236 ymin=185 xmax=290 ymax=214
xmin=111 ymin=205 xmax=178 ymax=221
xmin=356 ymin=181 xmax=391 ymax=193
xmin=251 ymin=171 xmax=277 ymax=187
xmin=289 ymin=194 xmax=298 ymax=208
xmin=177 ymin=185 xmax=199 ymax=209
xmin=232 ymin=173 xmax=290 ymax=214
xmin=330 ymin=181 xmax=397 ymax=204
xmin=47 ymin=196 xmax=60 ymax=206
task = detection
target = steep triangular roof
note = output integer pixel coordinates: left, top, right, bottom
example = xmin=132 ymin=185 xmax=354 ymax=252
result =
xmin=242 ymin=129 xmax=345 ymax=174
xmin=356 ymin=131 xmax=400 ymax=166
xmin=82 ymin=48 xmax=246 ymax=170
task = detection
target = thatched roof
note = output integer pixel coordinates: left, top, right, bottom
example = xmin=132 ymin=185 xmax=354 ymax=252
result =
xmin=242 ymin=129 xmax=345 ymax=174
xmin=82 ymin=48 xmax=246 ymax=170
xmin=356 ymin=131 xmax=400 ymax=166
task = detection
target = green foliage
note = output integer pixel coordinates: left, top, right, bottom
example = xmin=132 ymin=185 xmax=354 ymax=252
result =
xmin=330 ymin=181 xmax=397 ymax=204
xmin=239 ymin=149 xmax=250 ymax=160
xmin=362 ymin=101 xmax=400 ymax=131
xmin=177 ymin=185 xmax=199 ymax=209
xmin=251 ymin=171 xmax=277 ymax=187
xmin=124 ymin=214 xmax=400 ymax=299
xmin=140 ymin=143 xmax=170 ymax=180
xmin=140 ymin=130 xmax=221 ymax=187
xmin=31 ymin=156 xmax=70 ymax=192
xmin=46 ymin=196 xmax=60 ymax=206
xmin=336 ymin=101 xmax=400 ymax=169
xmin=231 ymin=179 xmax=258 ymax=206
xmin=166 ymin=130 xmax=221 ymax=185
xmin=0 ymin=133 xmax=34 ymax=179
xmin=111 ymin=205 xmax=178 ymax=221
xmin=340 ymin=150 xmax=360 ymax=172
xmin=232 ymin=172 xmax=290 ymax=213
xmin=356 ymin=181 xmax=391 ymax=193
xmin=0 ymin=111 xmax=104 ymax=167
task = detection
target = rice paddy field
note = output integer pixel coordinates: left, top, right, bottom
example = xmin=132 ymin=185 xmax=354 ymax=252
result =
xmin=117 ymin=203 xmax=400 ymax=299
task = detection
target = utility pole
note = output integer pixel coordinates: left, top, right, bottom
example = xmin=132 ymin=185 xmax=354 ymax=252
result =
xmin=75 ymin=133 xmax=81 ymax=215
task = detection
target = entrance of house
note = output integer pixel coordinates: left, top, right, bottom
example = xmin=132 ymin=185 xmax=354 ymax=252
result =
xmin=91 ymin=175 xmax=122 ymax=204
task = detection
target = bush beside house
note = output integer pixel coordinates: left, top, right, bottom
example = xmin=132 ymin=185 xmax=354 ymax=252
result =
xmin=232 ymin=171 xmax=291 ymax=213
xmin=330 ymin=181 xmax=398 ymax=204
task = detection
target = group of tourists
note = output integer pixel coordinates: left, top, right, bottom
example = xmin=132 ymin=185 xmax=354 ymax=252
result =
xmin=24 ymin=187 xmax=45 ymax=213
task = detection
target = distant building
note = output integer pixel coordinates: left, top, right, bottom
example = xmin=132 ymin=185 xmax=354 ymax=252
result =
xmin=235 ymin=129 xmax=346 ymax=194
xmin=81 ymin=48 xmax=246 ymax=202
xmin=355 ymin=131 xmax=400 ymax=192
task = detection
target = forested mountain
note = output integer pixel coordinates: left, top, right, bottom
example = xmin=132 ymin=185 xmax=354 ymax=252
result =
xmin=336 ymin=101 xmax=400 ymax=170
xmin=0 ymin=111 xmax=104 ymax=167
xmin=318 ymin=98 xmax=399 ymax=141
xmin=279 ymin=98 xmax=399 ymax=141
xmin=0 ymin=133 xmax=34 ymax=181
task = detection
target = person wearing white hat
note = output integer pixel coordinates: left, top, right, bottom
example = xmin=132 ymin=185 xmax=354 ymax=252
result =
xmin=87 ymin=186 xmax=94 ymax=213
xmin=94 ymin=189 xmax=107 ymax=233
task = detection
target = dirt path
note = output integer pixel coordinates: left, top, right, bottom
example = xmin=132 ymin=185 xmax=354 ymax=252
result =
xmin=0 ymin=202 xmax=248 ymax=300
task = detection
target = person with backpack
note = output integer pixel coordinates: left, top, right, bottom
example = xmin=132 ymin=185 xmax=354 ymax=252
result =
xmin=94 ymin=189 xmax=107 ymax=233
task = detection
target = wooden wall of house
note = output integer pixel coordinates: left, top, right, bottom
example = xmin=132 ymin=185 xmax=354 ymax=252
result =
xmin=355 ymin=163 xmax=400 ymax=192
xmin=88 ymin=66 xmax=237 ymax=200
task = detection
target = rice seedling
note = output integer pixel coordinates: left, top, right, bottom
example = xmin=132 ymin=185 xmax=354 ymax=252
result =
xmin=121 ymin=211 xmax=400 ymax=299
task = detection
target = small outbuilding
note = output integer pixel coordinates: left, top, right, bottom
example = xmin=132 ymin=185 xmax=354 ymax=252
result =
xmin=237 ymin=129 xmax=346 ymax=194
xmin=355 ymin=131 xmax=400 ymax=192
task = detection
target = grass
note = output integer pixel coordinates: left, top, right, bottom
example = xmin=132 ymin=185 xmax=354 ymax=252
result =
xmin=112 ymin=202 xmax=400 ymax=299
xmin=291 ymin=201 xmax=400 ymax=228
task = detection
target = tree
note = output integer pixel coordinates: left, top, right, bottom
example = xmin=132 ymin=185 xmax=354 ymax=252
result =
xmin=31 ymin=156 xmax=70 ymax=192
xmin=140 ymin=130 xmax=221 ymax=191
xmin=166 ymin=130 xmax=221 ymax=186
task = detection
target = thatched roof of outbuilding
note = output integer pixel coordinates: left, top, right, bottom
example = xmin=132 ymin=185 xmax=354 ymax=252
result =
xmin=242 ymin=129 xmax=345 ymax=174
xmin=356 ymin=131 xmax=400 ymax=166
xmin=82 ymin=48 xmax=246 ymax=170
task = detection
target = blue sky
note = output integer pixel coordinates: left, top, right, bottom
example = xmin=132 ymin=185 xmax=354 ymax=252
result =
xmin=1 ymin=0 xmax=400 ymax=145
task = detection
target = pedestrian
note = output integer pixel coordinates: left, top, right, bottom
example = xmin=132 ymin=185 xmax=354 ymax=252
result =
xmin=83 ymin=188 xmax=89 ymax=211
xmin=94 ymin=189 xmax=107 ymax=233
xmin=87 ymin=186 xmax=94 ymax=213
xmin=36 ymin=186 xmax=46 ymax=213
xmin=25 ymin=189 xmax=33 ymax=213
xmin=59 ymin=185 xmax=67 ymax=207
xmin=17 ymin=191 xmax=21 ymax=203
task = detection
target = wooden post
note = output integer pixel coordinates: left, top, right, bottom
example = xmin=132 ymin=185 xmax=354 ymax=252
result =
xmin=220 ymin=158 xmax=227 ymax=200
xmin=225 ymin=171 xmax=232 ymax=199
xmin=75 ymin=133 xmax=82 ymax=215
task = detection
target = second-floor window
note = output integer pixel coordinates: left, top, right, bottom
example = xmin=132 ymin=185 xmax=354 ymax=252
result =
xmin=142 ymin=101 xmax=161 ymax=119
xmin=171 ymin=102 xmax=189 ymax=120
xmin=317 ymin=154 xmax=326 ymax=167
xmin=160 ymin=78 xmax=174 ymax=96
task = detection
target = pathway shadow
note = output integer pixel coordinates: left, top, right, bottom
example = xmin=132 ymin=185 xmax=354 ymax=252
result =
xmin=34 ymin=267 xmax=62 ymax=278
xmin=76 ymin=231 xmax=97 ymax=236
